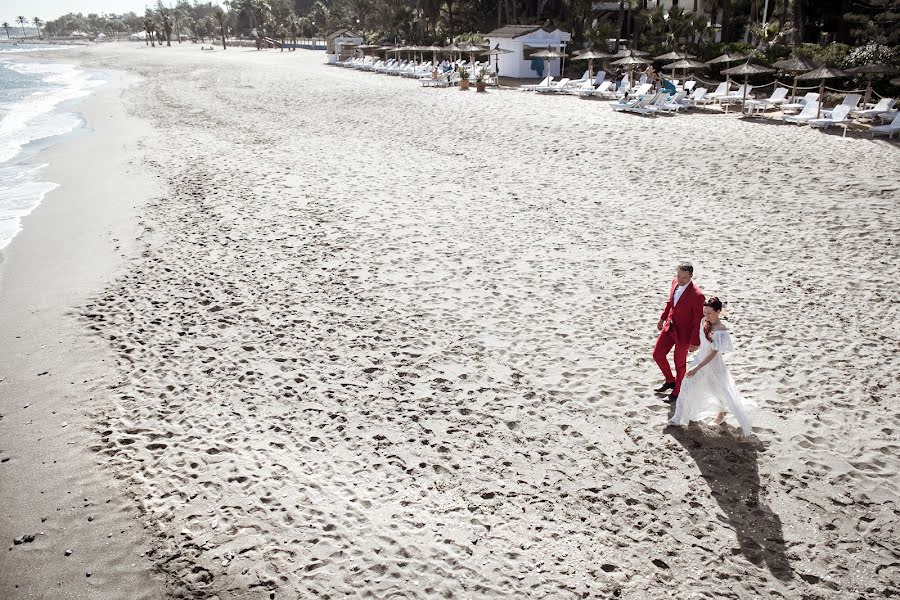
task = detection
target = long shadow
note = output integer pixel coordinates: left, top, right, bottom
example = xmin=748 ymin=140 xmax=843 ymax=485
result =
xmin=666 ymin=424 xmax=794 ymax=581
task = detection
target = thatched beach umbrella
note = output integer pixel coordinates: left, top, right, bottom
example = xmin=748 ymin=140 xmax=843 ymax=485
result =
xmin=772 ymin=56 xmax=819 ymax=102
xmin=654 ymin=50 xmax=695 ymax=62
xmin=424 ymin=44 xmax=445 ymax=65
xmin=798 ymin=66 xmax=850 ymax=118
xmin=662 ymin=58 xmax=707 ymax=81
xmin=531 ymin=46 xmax=568 ymax=81
xmin=456 ymin=43 xmax=483 ymax=69
xmin=849 ymin=63 xmax=898 ymax=107
xmin=611 ymin=52 xmax=652 ymax=86
xmin=722 ymin=61 xmax=775 ymax=111
xmin=613 ymin=48 xmax=649 ymax=57
xmin=707 ymin=52 xmax=749 ymax=90
xmin=481 ymin=44 xmax=512 ymax=81
xmin=571 ymin=49 xmax=612 ymax=80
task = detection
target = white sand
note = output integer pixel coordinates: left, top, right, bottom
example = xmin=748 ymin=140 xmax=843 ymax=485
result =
xmin=2 ymin=43 xmax=899 ymax=599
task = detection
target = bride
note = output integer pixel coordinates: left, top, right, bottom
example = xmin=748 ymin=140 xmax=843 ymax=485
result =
xmin=668 ymin=297 xmax=754 ymax=437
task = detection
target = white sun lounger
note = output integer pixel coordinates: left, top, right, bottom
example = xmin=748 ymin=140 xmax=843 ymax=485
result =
xmin=823 ymin=94 xmax=861 ymax=118
xmin=696 ymin=82 xmax=730 ymax=105
xmin=680 ymin=87 xmax=707 ymax=107
xmin=870 ymin=112 xmax=900 ymax=138
xmin=852 ymin=97 xmax=896 ymax=119
xmin=782 ymin=100 xmax=820 ymax=124
xmin=583 ymin=81 xmax=613 ymax=98
xmin=536 ymin=78 xmax=571 ymax=93
xmin=780 ymin=92 xmax=819 ymax=114
xmin=744 ymin=87 xmax=788 ymax=114
xmin=610 ymin=95 xmax=652 ymax=112
xmin=521 ymin=76 xmax=552 ymax=91
xmin=809 ymin=104 xmax=854 ymax=130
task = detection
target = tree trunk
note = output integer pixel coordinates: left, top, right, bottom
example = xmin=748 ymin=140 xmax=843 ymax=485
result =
xmin=836 ymin=0 xmax=850 ymax=43
xmin=448 ymin=0 xmax=454 ymax=41
xmin=616 ymin=1 xmax=625 ymax=50
xmin=793 ymin=0 xmax=803 ymax=46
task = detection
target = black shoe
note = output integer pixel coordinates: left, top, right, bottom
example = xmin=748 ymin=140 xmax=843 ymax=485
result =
xmin=654 ymin=382 xmax=676 ymax=394
xmin=664 ymin=393 xmax=678 ymax=404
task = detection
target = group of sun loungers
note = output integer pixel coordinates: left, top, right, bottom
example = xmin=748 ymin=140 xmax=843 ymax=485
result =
xmin=767 ymin=91 xmax=899 ymax=137
xmin=333 ymin=55 xmax=494 ymax=88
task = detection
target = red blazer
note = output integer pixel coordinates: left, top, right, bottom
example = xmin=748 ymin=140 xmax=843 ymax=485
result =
xmin=659 ymin=279 xmax=705 ymax=346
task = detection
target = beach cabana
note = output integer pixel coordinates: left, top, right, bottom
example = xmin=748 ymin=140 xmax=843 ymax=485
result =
xmin=325 ymin=29 xmax=363 ymax=63
xmin=485 ymin=25 xmax=571 ymax=79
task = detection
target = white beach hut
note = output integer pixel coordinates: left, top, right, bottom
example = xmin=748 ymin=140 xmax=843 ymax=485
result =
xmin=325 ymin=29 xmax=364 ymax=64
xmin=485 ymin=25 xmax=571 ymax=79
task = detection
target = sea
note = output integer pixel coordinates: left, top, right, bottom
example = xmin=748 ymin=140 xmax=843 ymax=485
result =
xmin=0 ymin=42 xmax=103 ymax=252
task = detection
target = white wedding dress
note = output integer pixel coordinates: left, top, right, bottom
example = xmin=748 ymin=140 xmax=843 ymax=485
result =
xmin=668 ymin=319 xmax=754 ymax=436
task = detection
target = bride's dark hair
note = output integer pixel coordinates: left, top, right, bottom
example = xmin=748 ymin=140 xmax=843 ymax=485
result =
xmin=703 ymin=297 xmax=725 ymax=342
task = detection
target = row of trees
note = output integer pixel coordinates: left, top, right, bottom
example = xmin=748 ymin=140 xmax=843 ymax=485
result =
xmin=11 ymin=0 xmax=899 ymax=54
xmin=2 ymin=17 xmax=44 ymax=39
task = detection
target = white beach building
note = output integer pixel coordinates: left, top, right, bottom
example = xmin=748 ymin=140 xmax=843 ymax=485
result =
xmin=325 ymin=29 xmax=364 ymax=64
xmin=485 ymin=25 xmax=572 ymax=80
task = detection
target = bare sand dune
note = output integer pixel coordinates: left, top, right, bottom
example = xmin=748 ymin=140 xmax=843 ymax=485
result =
xmin=10 ymin=44 xmax=900 ymax=599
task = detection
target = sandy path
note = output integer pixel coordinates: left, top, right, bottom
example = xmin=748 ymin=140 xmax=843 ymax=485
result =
xmin=55 ymin=44 xmax=900 ymax=598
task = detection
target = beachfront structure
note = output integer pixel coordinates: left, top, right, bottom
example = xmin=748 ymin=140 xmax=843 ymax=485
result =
xmin=485 ymin=26 xmax=572 ymax=80
xmin=325 ymin=29 xmax=363 ymax=64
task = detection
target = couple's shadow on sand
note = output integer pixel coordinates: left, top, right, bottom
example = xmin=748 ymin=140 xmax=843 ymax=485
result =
xmin=665 ymin=422 xmax=794 ymax=581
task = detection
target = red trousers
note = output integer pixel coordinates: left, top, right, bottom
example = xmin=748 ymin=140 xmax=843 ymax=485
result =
xmin=653 ymin=331 xmax=689 ymax=395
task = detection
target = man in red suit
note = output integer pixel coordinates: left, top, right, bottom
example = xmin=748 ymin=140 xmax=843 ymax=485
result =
xmin=654 ymin=263 xmax=705 ymax=403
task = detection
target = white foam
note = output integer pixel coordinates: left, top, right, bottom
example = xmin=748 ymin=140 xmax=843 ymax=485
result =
xmin=0 ymin=60 xmax=103 ymax=252
xmin=0 ymin=61 xmax=103 ymax=164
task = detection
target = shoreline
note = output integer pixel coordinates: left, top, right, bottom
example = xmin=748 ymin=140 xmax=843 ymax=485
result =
xmin=0 ymin=59 xmax=164 ymax=598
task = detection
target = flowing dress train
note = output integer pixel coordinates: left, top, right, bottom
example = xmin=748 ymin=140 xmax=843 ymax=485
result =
xmin=668 ymin=320 xmax=754 ymax=436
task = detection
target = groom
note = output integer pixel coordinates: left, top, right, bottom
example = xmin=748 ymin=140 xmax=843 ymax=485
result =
xmin=653 ymin=263 xmax=705 ymax=403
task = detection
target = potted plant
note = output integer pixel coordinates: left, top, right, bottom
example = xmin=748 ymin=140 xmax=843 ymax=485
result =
xmin=475 ymin=69 xmax=487 ymax=92
xmin=458 ymin=66 xmax=470 ymax=90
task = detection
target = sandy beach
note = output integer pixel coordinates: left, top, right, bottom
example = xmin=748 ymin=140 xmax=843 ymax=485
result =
xmin=1 ymin=43 xmax=898 ymax=599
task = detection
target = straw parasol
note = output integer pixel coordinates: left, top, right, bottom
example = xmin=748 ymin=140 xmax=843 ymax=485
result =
xmin=797 ymin=66 xmax=850 ymax=118
xmin=892 ymin=77 xmax=900 ymax=87
xmin=531 ymin=46 xmax=568 ymax=81
xmin=613 ymin=48 xmax=649 ymax=57
xmin=424 ymin=44 xmax=445 ymax=65
xmin=481 ymin=44 xmax=513 ymax=81
xmin=654 ymin=50 xmax=695 ymax=62
xmin=456 ymin=43 xmax=483 ymax=69
xmin=849 ymin=63 xmax=898 ymax=107
xmin=611 ymin=52 xmax=652 ymax=83
xmin=662 ymin=58 xmax=708 ymax=82
xmin=707 ymin=52 xmax=749 ymax=91
xmin=772 ymin=56 xmax=819 ymax=102
xmin=722 ymin=61 xmax=776 ymax=111
xmin=571 ymin=49 xmax=612 ymax=80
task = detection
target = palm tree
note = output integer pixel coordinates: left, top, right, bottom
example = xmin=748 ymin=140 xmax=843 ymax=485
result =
xmin=2 ymin=22 xmax=10 ymax=40
xmin=15 ymin=16 xmax=27 ymax=38
xmin=32 ymin=17 xmax=43 ymax=39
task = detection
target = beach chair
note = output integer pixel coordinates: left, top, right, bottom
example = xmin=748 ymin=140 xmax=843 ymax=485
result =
xmin=660 ymin=92 xmax=687 ymax=112
xmin=780 ymin=92 xmax=818 ymax=114
xmin=611 ymin=95 xmax=652 ymax=113
xmin=536 ymin=78 xmax=570 ymax=93
xmin=615 ymin=82 xmax=652 ymax=101
xmin=852 ymin=97 xmax=896 ymax=119
xmin=823 ymin=94 xmax=861 ymax=118
xmin=683 ymin=80 xmax=696 ymax=93
xmin=568 ymin=70 xmax=590 ymax=86
xmin=521 ymin=76 xmax=552 ymax=91
xmin=744 ymin=87 xmax=788 ymax=114
xmin=641 ymin=92 xmax=674 ymax=115
xmin=680 ymin=87 xmax=707 ymax=108
xmin=581 ymin=80 xmax=612 ymax=98
xmin=809 ymin=104 xmax=854 ymax=130
xmin=782 ymin=100 xmax=820 ymax=124
xmin=870 ymin=112 xmax=900 ymax=138
xmin=719 ymin=84 xmax=752 ymax=104
xmin=563 ymin=79 xmax=595 ymax=96
xmin=696 ymin=82 xmax=729 ymax=105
